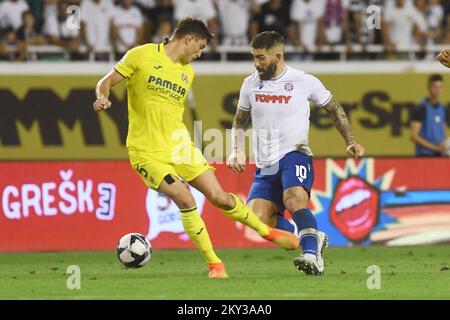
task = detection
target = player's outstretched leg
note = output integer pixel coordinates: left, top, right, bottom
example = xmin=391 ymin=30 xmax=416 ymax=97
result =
xmin=221 ymin=193 xmax=299 ymax=250
xmin=181 ymin=207 xmax=228 ymax=279
xmin=189 ymin=171 xmax=299 ymax=251
xmin=159 ymin=176 xmax=228 ymax=279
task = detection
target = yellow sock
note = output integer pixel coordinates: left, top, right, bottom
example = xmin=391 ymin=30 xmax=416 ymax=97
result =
xmin=180 ymin=207 xmax=222 ymax=264
xmin=221 ymin=193 xmax=269 ymax=237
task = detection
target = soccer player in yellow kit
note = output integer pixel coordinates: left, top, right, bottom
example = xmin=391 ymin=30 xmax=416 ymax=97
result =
xmin=93 ymin=17 xmax=298 ymax=278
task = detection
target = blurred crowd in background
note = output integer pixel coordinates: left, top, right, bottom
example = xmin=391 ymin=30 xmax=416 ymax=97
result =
xmin=0 ymin=0 xmax=449 ymax=61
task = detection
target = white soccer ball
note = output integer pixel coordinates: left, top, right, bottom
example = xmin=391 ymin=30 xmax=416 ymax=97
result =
xmin=116 ymin=233 xmax=152 ymax=268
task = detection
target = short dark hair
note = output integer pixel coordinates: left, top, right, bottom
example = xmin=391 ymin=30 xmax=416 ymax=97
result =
xmin=250 ymin=31 xmax=285 ymax=50
xmin=428 ymin=74 xmax=443 ymax=84
xmin=173 ymin=17 xmax=214 ymax=43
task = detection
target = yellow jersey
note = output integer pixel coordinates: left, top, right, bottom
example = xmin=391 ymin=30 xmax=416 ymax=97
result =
xmin=114 ymin=43 xmax=195 ymax=161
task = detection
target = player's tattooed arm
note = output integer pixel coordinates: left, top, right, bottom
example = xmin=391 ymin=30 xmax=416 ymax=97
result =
xmin=323 ymin=98 xmax=365 ymax=159
xmin=232 ymin=108 xmax=252 ymax=152
xmin=227 ymin=108 xmax=251 ymax=173
xmin=323 ymin=98 xmax=356 ymax=145
xmin=233 ymin=108 xmax=252 ymax=130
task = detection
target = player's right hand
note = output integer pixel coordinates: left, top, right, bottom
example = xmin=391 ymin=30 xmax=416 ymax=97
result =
xmin=346 ymin=143 xmax=365 ymax=160
xmin=226 ymin=150 xmax=246 ymax=174
xmin=436 ymin=49 xmax=450 ymax=68
xmin=93 ymin=96 xmax=112 ymax=112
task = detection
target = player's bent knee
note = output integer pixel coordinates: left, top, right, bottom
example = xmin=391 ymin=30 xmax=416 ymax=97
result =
xmin=173 ymin=194 xmax=196 ymax=209
xmin=284 ymin=199 xmax=307 ymax=213
xmin=166 ymin=188 xmax=196 ymax=209
xmin=284 ymin=188 xmax=309 ymax=213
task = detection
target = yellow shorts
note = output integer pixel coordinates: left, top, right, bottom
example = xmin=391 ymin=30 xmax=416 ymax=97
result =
xmin=129 ymin=147 xmax=215 ymax=190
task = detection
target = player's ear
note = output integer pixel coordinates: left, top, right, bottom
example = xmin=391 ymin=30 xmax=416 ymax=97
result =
xmin=275 ymin=52 xmax=282 ymax=63
xmin=185 ymin=34 xmax=195 ymax=45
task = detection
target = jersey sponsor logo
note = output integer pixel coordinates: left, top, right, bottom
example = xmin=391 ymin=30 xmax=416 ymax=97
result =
xmin=258 ymin=83 xmax=264 ymax=90
xmin=147 ymin=75 xmax=187 ymax=97
xmin=255 ymin=93 xmax=292 ymax=104
xmin=153 ymin=65 xmax=163 ymax=69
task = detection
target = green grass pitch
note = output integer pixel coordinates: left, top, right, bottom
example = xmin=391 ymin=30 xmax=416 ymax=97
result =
xmin=1 ymin=246 xmax=449 ymax=299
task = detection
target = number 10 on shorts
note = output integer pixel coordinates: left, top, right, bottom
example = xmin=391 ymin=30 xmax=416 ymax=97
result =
xmin=296 ymin=165 xmax=307 ymax=183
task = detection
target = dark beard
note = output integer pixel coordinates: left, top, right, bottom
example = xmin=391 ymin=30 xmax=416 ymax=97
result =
xmin=257 ymin=61 xmax=277 ymax=80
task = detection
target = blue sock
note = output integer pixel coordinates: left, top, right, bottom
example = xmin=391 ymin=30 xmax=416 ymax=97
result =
xmin=275 ymin=214 xmax=295 ymax=233
xmin=292 ymin=208 xmax=318 ymax=256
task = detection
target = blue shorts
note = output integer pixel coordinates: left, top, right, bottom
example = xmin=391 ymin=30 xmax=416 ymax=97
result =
xmin=247 ymin=151 xmax=314 ymax=213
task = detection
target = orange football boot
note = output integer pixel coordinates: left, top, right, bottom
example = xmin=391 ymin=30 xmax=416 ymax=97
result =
xmin=208 ymin=262 xmax=229 ymax=279
xmin=263 ymin=226 xmax=299 ymax=250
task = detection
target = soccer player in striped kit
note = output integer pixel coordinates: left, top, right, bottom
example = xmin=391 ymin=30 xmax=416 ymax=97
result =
xmin=228 ymin=31 xmax=365 ymax=275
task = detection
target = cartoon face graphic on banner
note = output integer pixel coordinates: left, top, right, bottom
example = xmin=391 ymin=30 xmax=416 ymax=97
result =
xmin=329 ymin=176 xmax=380 ymax=242
xmin=312 ymin=158 xmax=450 ymax=246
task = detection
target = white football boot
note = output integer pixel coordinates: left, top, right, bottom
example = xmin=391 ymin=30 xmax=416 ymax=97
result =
xmin=293 ymin=231 xmax=329 ymax=275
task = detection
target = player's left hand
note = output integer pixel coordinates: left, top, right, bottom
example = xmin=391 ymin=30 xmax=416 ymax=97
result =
xmin=436 ymin=49 xmax=450 ymax=68
xmin=346 ymin=143 xmax=365 ymax=160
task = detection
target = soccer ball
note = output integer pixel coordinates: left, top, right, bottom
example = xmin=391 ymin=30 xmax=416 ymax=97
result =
xmin=116 ymin=233 xmax=152 ymax=268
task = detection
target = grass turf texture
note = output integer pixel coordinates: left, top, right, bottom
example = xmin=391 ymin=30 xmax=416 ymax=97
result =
xmin=0 ymin=246 xmax=449 ymax=299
